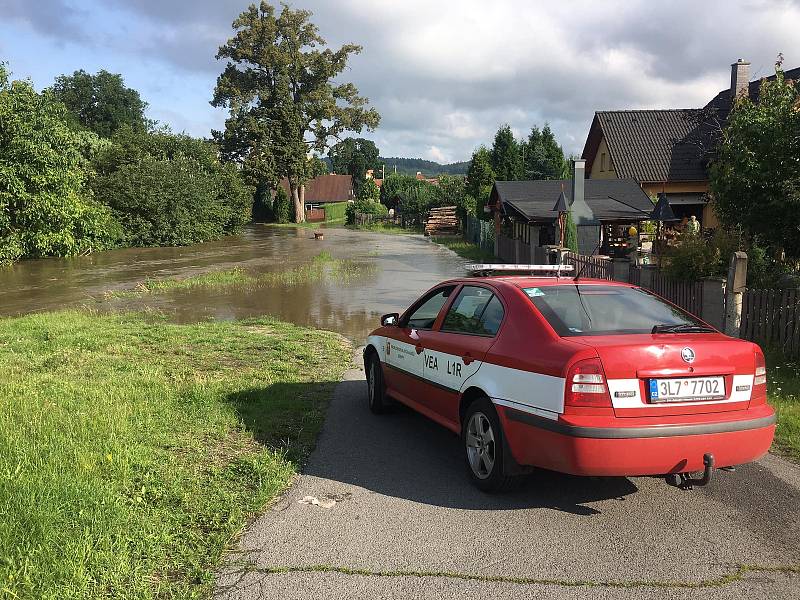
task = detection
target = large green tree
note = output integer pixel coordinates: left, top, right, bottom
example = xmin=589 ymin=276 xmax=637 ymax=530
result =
xmin=212 ymin=2 xmax=380 ymax=222
xmin=329 ymin=137 xmax=379 ymax=196
xmin=540 ymin=124 xmax=569 ymax=179
xmin=0 ymin=65 xmax=119 ymax=263
xmin=522 ymin=124 xmax=567 ymax=180
xmin=434 ymin=174 xmax=466 ymax=207
xmin=465 ymin=146 xmax=495 ymax=219
xmin=710 ymin=63 xmax=800 ymax=261
xmin=308 ymin=154 xmax=329 ymax=178
xmin=490 ymin=125 xmax=522 ymax=181
xmin=380 ymin=172 xmax=417 ymax=209
xmin=49 ymin=69 xmax=148 ymax=138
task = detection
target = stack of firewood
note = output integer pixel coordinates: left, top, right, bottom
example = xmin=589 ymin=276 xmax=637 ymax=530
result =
xmin=424 ymin=206 xmax=459 ymax=236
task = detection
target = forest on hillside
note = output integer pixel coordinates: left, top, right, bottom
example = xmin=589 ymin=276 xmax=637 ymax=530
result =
xmin=378 ymin=157 xmax=469 ymax=176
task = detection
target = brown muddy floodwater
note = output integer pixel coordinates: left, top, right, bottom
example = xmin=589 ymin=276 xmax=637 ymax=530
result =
xmin=0 ymin=225 xmax=469 ymax=341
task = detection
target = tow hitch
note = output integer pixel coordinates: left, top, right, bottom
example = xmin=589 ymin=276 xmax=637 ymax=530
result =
xmin=666 ymin=453 xmax=716 ymax=490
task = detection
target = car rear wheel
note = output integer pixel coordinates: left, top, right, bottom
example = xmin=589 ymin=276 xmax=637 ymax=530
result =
xmin=462 ymin=398 xmax=515 ymax=492
xmin=366 ymin=352 xmax=389 ymax=414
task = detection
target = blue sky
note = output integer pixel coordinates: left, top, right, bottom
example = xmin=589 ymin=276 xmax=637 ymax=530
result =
xmin=5 ymin=0 xmax=800 ymax=163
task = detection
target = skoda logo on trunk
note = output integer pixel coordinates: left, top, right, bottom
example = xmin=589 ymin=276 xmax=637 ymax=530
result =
xmin=681 ymin=347 xmax=696 ymax=363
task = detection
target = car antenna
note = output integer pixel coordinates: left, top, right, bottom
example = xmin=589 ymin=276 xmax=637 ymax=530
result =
xmin=573 ymin=239 xmax=603 ymax=282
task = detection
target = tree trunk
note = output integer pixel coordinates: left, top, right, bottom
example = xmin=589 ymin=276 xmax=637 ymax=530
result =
xmin=290 ymin=182 xmax=305 ymax=223
xmin=299 ymin=185 xmax=306 ymax=223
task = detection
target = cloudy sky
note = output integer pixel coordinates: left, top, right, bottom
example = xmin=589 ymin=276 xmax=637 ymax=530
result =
xmin=4 ymin=0 xmax=800 ymax=163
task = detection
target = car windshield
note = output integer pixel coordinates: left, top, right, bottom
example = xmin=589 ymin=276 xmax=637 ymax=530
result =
xmin=522 ymin=284 xmax=710 ymax=336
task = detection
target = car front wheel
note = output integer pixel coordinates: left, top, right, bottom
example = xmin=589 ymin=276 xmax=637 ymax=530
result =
xmin=462 ymin=398 xmax=515 ymax=492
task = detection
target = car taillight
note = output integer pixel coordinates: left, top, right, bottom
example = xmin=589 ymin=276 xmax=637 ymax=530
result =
xmin=752 ymin=350 xmax=767 ymax=403
xmin=565 ymin=358 xmax=612 ymax=407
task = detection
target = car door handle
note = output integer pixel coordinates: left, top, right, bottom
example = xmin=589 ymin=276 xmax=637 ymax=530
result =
xmin=415 ymin=344 xmax=424 ymax=354
xmin=462 ymin=352 xmax=474 ymax=365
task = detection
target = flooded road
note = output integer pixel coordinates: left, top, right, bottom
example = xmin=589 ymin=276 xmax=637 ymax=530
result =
xmin=0 ymin=226 xmax=467 ymax=341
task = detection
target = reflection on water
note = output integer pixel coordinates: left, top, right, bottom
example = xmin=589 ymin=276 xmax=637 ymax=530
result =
xmin=0 ymin=226 xmax=469 ymax=341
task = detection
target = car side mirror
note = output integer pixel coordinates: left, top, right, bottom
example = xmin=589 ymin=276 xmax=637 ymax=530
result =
xmin=381 ymin=313 xmax=399 ymax=327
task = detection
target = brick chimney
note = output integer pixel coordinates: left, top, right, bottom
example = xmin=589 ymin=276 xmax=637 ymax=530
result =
xmin=730 ymin=58 xmax=751 ymax=99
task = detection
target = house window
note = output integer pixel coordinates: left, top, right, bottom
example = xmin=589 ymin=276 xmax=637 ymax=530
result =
xmin=600 ymin=153 xmax=607 ymax=172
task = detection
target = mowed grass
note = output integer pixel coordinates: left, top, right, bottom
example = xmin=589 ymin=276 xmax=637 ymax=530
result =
xmin=431 ymin=236 xmax=495 ymax=263
xmin=766 ymin=352 xmax=800 ymax=460
xmin=0 ymin=310 xmax=351 ymax=599
xmin=109 ymin=251 xmax=374 ymax=298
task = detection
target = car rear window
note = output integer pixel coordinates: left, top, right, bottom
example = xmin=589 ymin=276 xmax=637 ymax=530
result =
xmin=522 ymin=285 xmax=706 ymax=336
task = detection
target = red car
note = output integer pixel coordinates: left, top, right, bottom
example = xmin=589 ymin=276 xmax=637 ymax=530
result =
xmin=364 ymin=265 xmax=776 ymax=491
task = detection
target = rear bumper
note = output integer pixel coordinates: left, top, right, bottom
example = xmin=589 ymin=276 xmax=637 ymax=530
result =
xmin=498 ymin=405 xmax=776 ymax=476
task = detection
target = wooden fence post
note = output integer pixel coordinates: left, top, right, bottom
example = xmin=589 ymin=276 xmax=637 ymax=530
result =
xmin=725 ymin=251 xmax=748 ymax=337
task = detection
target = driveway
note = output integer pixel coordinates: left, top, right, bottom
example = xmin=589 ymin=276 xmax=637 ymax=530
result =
xmin=217 ymin=353 xmax=800 ymax=599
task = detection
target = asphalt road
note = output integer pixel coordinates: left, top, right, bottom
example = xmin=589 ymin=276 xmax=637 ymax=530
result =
xmin=216 ymin=352 xmax=800 ymax=599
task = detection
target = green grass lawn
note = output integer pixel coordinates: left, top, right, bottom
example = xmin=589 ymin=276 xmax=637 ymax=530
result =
xmin=766 ymin=352 xmax=800 ymax=461
xmin=0 ymin=311 xmax=351 ymax=599
xmin=431 ymin=236 xmax=495 ymax=263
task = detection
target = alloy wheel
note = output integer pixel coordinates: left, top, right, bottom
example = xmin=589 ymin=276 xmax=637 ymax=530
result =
xmin=465 ymin=411 xmax=496 ymax=479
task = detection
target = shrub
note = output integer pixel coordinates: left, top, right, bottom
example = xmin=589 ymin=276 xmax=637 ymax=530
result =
xmin=664 ymin=229 xmax=739 ymax=281
xmin=345 ymin=199 xmax=388 ymax=225
xmin=564 ymin=211 xmax=578 ymax=253
xmin=252 ymin=181 xmax=273 ymax=222
xmin=357 ymin=178 xmax=380 ymax=202
xmin=746 ymin=239 xmax=800 ymax=288
xmin=323 ymin=202 xmax=348 ymax=222
xmin=460 ymin=194 xmax=477 ymax=218
xmin=398 ymin=182 xmax=434 ymax=226
xmin=273 ymin=186 xmax=293 ymax=224
xmin=91 ymin=128 xmax=252 ymax=246
xmin=0 ymin=65 xmax=120 ymax=263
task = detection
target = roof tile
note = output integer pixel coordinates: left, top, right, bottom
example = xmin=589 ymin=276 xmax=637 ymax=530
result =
xmin=279 ymin=174 xmax=353 ymax=203
xmin=494 ymin=179 xmax=654 ymax=222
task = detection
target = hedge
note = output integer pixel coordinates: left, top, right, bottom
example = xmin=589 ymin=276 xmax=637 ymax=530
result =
xmin=323 ymin=202 xmax=348 ymax=222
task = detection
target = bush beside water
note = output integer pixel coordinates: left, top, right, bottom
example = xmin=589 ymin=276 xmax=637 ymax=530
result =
xmin=0 ymin=65 xmax=253 ymax=264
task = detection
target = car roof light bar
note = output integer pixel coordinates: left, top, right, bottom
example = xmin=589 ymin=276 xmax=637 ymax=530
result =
xmin=466 ymin=264 xmax=575 ymax=277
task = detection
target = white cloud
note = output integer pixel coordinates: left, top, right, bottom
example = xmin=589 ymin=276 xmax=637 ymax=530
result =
xmin=425 ymin=145 xmax=447 ymax=163
xmin=5 ymin=0 xmax=800 ymax=161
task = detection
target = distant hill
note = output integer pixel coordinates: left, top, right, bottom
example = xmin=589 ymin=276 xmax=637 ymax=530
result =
xmin=378 ymin=157 xmax=469 ymax=177
xmin=322 ymin=156 xmax=470 ymax=178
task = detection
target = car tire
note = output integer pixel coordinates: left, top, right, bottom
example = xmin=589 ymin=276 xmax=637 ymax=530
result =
xmin=462 ymin=398 xmax=515 ymax=492
xmin=366 ymin=352 xmax=389 ymax=414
